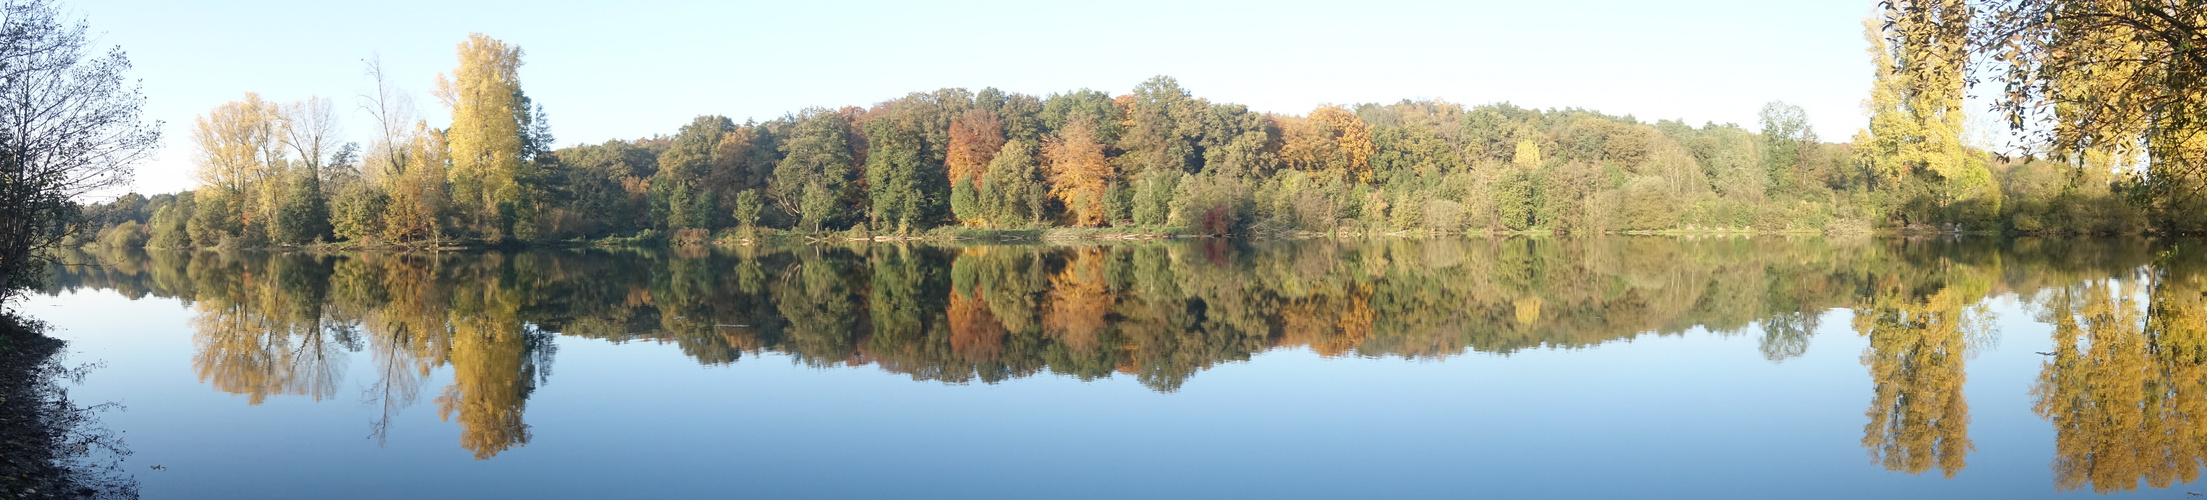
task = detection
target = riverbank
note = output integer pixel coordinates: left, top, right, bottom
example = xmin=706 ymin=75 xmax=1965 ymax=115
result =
xmin=96 ymin=222 xmax=2130 ymax=256
xmin=0 ymin=316 xmax=132 ymax=499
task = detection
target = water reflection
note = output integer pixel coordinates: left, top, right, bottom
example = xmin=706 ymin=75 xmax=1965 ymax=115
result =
xmin=1853 ymin=264 xmax=1993 ymax=478
xmin=38 ymin=237 xmax=2202 ymax=490
xmin=2029 ymin=248 xmax=2207 ymax=493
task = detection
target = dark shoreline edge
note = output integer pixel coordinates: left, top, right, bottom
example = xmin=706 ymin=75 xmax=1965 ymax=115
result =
xmin=0 ymin=317 xmax=135 ymax=500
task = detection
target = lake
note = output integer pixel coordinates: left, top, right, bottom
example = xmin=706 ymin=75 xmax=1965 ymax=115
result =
xmin=24 ymin=236 xmax=2206 ymax=498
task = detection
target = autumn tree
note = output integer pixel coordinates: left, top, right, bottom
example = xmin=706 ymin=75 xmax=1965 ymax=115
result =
xmin=1045 ymin=116 xmax=1115 ymax=227
xmin=1973 ymin=0 xmax=2207 ymax=231
xmin=383 ymin=122 xmax=448 ymax=243
xmin=1860 ymin=5 xmax=2000 ymax=225
xmin=947 ymin=109 xmax=1005 ymax=225
xmin=436 ymin=33 xmax=533 ymax=241
xmin=190 ymin=93 xmax=285 ymax=244
xmin=1310 ymin=105 xmax=1375 ymax=183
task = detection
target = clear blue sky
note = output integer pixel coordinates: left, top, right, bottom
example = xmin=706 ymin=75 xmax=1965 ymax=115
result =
xmin=76 ymin=0 xmax=1881 ymax=194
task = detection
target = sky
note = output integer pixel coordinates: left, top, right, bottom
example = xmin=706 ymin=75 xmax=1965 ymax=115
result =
xmin=74 ymin=0 xmax=1883 ymax=195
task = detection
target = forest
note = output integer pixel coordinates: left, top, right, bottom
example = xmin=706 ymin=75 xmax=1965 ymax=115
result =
xmin=62 ymin=15 xmax=2181 ymax=251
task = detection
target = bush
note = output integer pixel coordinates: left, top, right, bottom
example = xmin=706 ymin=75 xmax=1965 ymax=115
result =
xmin=1422 ymin=199 xmax=1465 ymax=232
xmin=593 ymin=229 xmax=664 ymax=247
xmin=95 ymin=221 xmax=145 ymax=249
xmin=1825 ymin=217 xmax=1872 ymax=237
xmin=672 ymin=228 xmax=710 ymax=246
xmin=330 ymin=184 xmax=389 ymax=243
xmin=1620 ymin=181 xmax=1678 ymax=230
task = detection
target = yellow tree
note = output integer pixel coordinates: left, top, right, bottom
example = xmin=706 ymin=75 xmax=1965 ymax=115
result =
xmin=1276 ymin=107 xmax=1375 ymax=183
xmin=383 ymin=122 xmax=449 ymax=244
xmin=1274 ymin=114 xmax=1327 ymax=173
xmin=1045 ymin=117 xmax=1115 ymax=227
xmin=1309 ymin=105 xmax=1374 ymax=182
xmin=1513 ymin=139 xmax=1542 ymax=170
xmin=1974 ymin=0 xmax=2205 ymax=228
xmin=1863 ymin=4 xmax=2000 ymax=219
xmin=1855 ymin=18 xmax=1917 ymax=186
xmin=435 ymin=33 xmax=528 ymax=240
xmin=191 ymin=93 xmax=284 ymax=232
xmin=1890 ymin=1 xmax=1973 ymax=184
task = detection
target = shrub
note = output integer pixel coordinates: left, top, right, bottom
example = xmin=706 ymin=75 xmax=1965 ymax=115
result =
xmin=1620 ymin=181 xmax=1678 ymax=230
xmin=672 ymin=227 xmax=710 ymax=246
xmin=96 ymin=221 xmax=145 ymax=249
xmin=1422 ymin=199 xmax=1465 ymax=232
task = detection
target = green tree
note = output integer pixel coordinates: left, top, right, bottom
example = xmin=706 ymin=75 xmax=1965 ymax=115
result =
xmin=775 ymin=109 xmax=859 ymax=231
xmin=1757 ymin=101 xmax=1815 ymax=191
xmin=1116 ymin=76 xmax=1204 ymax=177
xmin=731 ymin=189 xmax=762 ymax=229
xmin=654 ymin=116 xmax=735 ymax=230
xmin=271 ymin=169 xmax=332 ymax=245
xmin=862 ymin=103 xmax=938 ymax=232
xmin=979 ymin=139 xmax=1046 ymax=227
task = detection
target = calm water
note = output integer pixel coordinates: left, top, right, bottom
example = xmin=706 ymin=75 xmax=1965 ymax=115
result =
xmin=24 ymin=237 xmax=2207 ymax=498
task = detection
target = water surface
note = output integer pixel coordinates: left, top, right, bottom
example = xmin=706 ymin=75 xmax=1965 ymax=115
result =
xmin=28 ymin=237 xmax=2205 ymax=498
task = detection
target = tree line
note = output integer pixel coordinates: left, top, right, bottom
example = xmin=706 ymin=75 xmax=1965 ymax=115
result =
xmin=65 ymin=18 xmax=2198 ymax=251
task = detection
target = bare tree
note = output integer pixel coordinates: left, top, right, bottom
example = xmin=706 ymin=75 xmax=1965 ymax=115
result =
xmin=281 ymin=96 xmax=339 ymax=176
xmin=358 ymin=55 xmax=415 ymax=186
xmin=0 ymin=0 xmax=160 ymax=308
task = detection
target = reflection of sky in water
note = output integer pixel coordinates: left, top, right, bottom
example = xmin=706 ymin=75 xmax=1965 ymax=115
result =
xmin=24 ymin=242 xmax=2203 ymax=499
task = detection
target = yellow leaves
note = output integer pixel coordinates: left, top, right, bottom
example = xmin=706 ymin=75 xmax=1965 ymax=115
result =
xmin=1042 ymin=248 xmax=1114 ymax=355
xmin=1043 ymin=118 xmax=1115 ymax=227
xmin=1861 ymin=8 xmax=1981 ymax=203
xmin=1513 ymin=140 xmax=1542 ymax=170
xmin=382 ymin=122 xmax=448 ymax=243
xmin=1272 ymin=106 xmax=1375 ymax=183
xmin=1856 ymin=278 xmax=1979 ymax=478
xmin=947 ymin=283 xmax=1008 ymax=363
xmin=2031 ymin=275 xmax=2207 ymax=493
xmin=439 ymin=33 xmax=528 ymax=236
xmin=1311 ymin=105 xmax=1374 ymax=182
xmin=190 ymin=92 xmax=285 ymax=227
xmin=1513 ymin=296 xmax=1543 ymax=325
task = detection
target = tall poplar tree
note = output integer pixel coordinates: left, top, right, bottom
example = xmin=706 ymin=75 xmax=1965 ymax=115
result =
xmin=436 ymin=33 xmax=530 ymax=241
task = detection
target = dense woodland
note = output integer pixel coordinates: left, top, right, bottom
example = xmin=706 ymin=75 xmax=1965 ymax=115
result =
xmin=63 ymin=17 xmax=2187 ymax=250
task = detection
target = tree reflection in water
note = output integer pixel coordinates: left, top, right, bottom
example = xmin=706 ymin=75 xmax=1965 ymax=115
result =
xmin=2030 ymin=246 xmax=2207 ymax=493
xmin=39 ymin=236 xmax=2194 ymax=485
